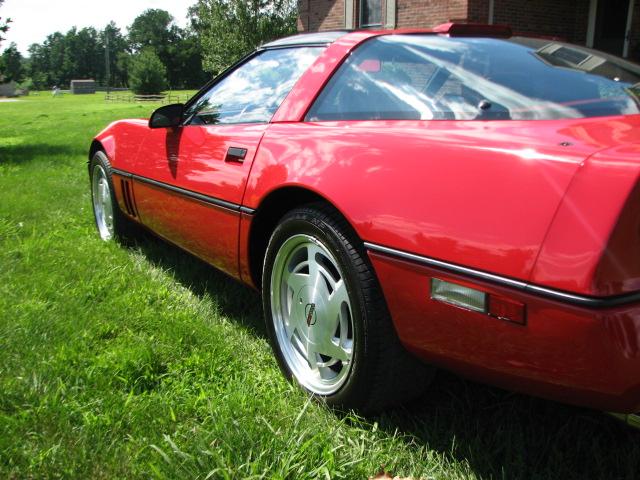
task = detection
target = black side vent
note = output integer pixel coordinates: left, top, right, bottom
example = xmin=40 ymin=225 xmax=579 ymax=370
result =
xmin=120 ymin=179 xmax=138 ymax=217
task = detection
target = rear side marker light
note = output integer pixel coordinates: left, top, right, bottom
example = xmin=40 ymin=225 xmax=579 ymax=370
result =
xmin=431 ymin=278 xmax=487 ymax=312
xmin=488 ymin=296 xmax=526 ymax=325
xmin=430 ymin=278 xmax=526 ymax=325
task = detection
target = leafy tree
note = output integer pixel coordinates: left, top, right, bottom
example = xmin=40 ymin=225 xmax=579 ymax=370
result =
xmin=191 ymin=0 xmax=297 ymax=74
xmin=0 ymin=42 xmax=23 ymax=82
xmin=173 ymin=30 xmax=208 ymax=89
xmin=101 ymin=22 xmax=129 ymax=87
xmin=0 ymin=0 xmax=11 ymax=47
xmin=27 ymin=43 xmax=49 ymax=88
xmin=128 ymin=48 xmax=167 ymax=94
xmin=128 ymin=9 xmax=181 ymax=87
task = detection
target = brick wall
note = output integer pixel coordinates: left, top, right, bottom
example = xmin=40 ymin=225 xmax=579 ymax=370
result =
xmin=297 ymin=0 xmax=640 ymax=61
xmin=396 ymin=0 xmax=468 ymax=28
xmin=467 ymin=0 xmax=489 ymax=23
xmin=297 ymin=0 xmax=345 ymax=32
xmin=490 ymin=0 xmax=589 ymax=43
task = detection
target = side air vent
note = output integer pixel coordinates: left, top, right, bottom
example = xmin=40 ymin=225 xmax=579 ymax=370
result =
xmin=120 ymin=179 xmax=138 ymax=217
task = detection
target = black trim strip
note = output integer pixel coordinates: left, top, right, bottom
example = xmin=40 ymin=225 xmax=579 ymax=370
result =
xmin=364 ymin=242 xmax=640 ymax=309
xmin=111 ymin=168 xmax=256 ymax=215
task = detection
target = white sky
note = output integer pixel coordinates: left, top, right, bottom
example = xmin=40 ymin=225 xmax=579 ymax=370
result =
xmin=1 ymin=0 xmax=193 ymax=55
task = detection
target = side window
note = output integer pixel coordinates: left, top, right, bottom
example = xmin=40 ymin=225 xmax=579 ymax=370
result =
xmin=186 ymin=47 xmax=323 ymax=126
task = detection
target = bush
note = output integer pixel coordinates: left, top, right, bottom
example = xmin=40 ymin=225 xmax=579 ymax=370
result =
xmin=128 ymin=48 xmax=167 ymax=94
xmin=16 ymin=77 xmax=33 ymax=92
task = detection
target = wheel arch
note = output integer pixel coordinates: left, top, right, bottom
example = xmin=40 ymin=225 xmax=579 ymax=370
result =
xmin=247 ymin=186 xmax=361 ymax=289
xmin=88 ymin=139 xmax=105 ymax=164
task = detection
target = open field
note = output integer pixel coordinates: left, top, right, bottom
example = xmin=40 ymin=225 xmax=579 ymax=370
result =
xmin=1 ymin=93 xmax=639 ymax=479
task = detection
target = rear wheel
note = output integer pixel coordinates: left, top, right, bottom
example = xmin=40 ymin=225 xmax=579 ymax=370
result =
xmin=262 ymin=204 xmax=432 ymax=412
xmin=89 ymin=151 xmax=136 ymax=242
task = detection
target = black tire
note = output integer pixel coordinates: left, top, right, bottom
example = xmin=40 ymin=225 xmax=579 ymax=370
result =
xmin=89 ymin=150 xmax=137 ymax=243
xmin=262 ymin=203 xmax=433 ymax=413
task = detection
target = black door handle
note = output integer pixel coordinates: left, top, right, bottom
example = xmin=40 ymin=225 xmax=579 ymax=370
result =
xmin=225 ymin=147 xmax=247 ymax=163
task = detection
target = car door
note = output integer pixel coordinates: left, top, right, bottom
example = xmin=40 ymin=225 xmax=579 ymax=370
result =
xmin=132 ymin=46 xmax=324 ymax=278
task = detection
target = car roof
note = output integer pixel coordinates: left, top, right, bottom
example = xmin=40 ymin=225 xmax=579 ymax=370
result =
xmin=262 ymin=24 xmax=515 ymax=50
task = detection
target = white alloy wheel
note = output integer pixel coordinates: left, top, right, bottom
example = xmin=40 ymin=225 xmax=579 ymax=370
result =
xmin=270 ymin=234 xmax=354 ymax=395
xmin=92 ymin=164 xmax=114 ymax=240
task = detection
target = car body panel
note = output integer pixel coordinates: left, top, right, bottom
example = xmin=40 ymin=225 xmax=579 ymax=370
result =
xmin=126 ymin=123 xmax=266 ymax=278
xmin=370 ymin=250 xmax=640 ymax=412
xmin=244 ymin=119 xmax=595 ymax=284
xmin=532 ymin=141 xmax=640 ymax=296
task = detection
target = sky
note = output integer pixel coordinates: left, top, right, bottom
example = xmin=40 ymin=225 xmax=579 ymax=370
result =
xmin=1 ymin=0 xmax=193 ymax=55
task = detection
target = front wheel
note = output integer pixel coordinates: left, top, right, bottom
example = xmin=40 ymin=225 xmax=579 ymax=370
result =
xmin=89 ymin=150 xmax=136 ymax=242
xmin=262 ymin=204 xmax=432 ymax=412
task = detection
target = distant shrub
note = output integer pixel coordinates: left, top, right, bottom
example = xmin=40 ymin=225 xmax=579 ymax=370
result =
xmin=17 ymin=77 xmax=33 ymax=92
xmin=129 ymin=48 xmax=167 ymax=95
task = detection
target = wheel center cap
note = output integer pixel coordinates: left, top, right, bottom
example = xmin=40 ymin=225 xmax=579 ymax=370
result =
xmin=305 ymin=302 xmax=317 ymax=326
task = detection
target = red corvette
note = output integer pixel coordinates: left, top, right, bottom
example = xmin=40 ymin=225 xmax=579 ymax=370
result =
xmin=89 ymin=23 xmax=640 ymax=423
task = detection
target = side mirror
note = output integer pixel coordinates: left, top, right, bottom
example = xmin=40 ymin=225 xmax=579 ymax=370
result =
xmin=149 ymin=103 xmax=185 ymax=129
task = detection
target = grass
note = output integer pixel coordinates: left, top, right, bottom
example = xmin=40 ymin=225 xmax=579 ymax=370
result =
xmin=0 ymin=92 xmax=639 ymax=479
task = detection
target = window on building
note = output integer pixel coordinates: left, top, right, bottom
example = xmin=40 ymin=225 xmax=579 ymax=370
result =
xmin=359 ymin=0 xmax=383 ymax=28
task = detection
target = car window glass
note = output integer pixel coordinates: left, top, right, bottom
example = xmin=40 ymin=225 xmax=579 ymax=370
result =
xmin=306 ymin=35 xmax=640 ymax=121
xmin=187 ymin=47 xmax=323 ymax=125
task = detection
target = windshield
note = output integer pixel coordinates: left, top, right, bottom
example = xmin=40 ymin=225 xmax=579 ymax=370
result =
xmin=306 ymin=34 xmax=640 ymax=121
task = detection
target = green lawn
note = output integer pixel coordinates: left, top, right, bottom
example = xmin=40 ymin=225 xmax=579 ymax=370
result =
xmin=0 ymin=92 xmax=638 ymax=479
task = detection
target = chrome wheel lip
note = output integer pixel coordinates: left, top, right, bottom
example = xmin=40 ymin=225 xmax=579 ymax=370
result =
xmin=91 ymin=164 xmax=114 ymax=241
xmin=270 ymin=233 xmax=355 ymax=395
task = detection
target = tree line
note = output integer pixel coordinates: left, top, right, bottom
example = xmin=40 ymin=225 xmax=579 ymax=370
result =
xmin=0 ymin=0 xmax=297 ymax=93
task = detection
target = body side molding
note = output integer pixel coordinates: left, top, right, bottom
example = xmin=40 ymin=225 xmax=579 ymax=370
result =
xmin=364 ymin=242 xmax=640 ymax=308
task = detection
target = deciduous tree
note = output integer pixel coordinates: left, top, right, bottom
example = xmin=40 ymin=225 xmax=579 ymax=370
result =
xmin=0 ymin=42 xmax=23 ymax=82
xmin=0 ymin=0 xmax=11 ymax=47
xmin=191 ymin=0 xmax=297 ymax=74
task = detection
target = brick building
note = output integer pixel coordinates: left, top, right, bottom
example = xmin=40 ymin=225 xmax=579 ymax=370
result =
xmin=297 ymin=0 xmax=640 ymax=59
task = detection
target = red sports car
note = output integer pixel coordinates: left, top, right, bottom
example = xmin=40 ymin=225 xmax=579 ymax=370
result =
xmin=89 ymin=23 xmax=640 ymax=425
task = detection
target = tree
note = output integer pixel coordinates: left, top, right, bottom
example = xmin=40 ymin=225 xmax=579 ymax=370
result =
xmin=191 ymin=0 xmax=297 ymax=74
xmin=128 ymin=48 xmax=167 ymax=94
xmin=100 ymin=22 xmax=129 ymax=87
xmin=173 ymin=30 xmax=208 ymax=89
xmin=0 ymin=0 xmax=11 ymax=47
xmin=128 ymin=9 xmax=181 ymax=87
xmin=0 ymin=42 xmax=23 ymax=82
xmin=27 ymin=43 xmax=49 ymax=88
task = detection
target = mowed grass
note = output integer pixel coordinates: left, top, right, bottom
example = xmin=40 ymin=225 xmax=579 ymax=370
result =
xmin=0 ymin=92 xmax=639 ymax=480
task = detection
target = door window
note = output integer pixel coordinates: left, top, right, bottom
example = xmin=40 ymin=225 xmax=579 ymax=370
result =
xmin=186 ymin=47 xmax=323 ymax=125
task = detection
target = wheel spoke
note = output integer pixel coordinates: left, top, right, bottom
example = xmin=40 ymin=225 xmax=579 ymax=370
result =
xmin=303 ymin=339 xmax=319 ymax=370
xmin=317 ymin=337 xmax=351 ymax=362
xmin=325 ymin=280 xmax=348 ymax=333
xmin=307 ymin=243 xmax=328 ymax=293
xmin=284 ymin=270 xmax=307 ymax=299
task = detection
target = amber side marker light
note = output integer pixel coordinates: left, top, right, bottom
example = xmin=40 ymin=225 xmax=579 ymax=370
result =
xmin=430 ymin=278 xmax=526 ymax=325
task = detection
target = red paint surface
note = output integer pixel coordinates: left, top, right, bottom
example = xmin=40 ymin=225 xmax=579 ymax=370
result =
xmin=370 ymin=252 xmax=640 ymax=412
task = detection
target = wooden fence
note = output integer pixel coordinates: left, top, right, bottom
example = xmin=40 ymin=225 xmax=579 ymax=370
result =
xmin=105 ymin=93 xmax=192 ymax=104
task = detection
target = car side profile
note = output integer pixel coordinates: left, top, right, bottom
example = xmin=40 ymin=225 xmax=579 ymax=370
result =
xmin=89 ymin=23 xmax=640 ymax=425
